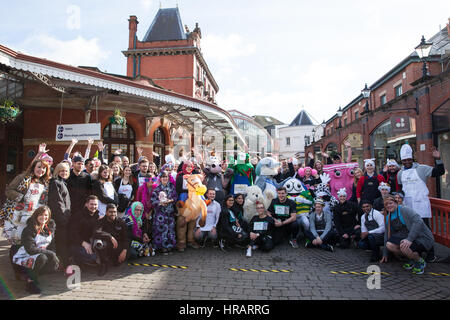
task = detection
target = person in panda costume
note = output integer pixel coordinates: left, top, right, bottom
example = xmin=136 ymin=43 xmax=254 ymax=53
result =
xmin=314 ymin=173 xmax=339 ymax=216
xmin=281 ymin=177 xmax=315 ymax=240
xmin=203 ymin=154 xmax=228 ymax=205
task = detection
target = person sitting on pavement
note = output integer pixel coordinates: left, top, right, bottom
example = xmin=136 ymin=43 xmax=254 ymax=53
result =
xmin=372 ymin=182 xmax=391 ymax=212
xmin=246 ymin=202 xmax=278 ymax=257
xmin=380 ymin=194 xmax=434 ymax=275
xmin=68 ymin=195 xmax=101 ymax=269
xmin=304 ymin=199 xmax=335 ymax=252
xmin=267 ymin=187 xmax=298 ymax=248
xmin=397 ymin=144 xmax=444 ymax=263
xmin=217 ymin=195 xmax=249 ymax=252
xmin=194 ymin=189 xmax=221 ymax=247
xmin=357 ymin=200 xmax=385 ymax=262
xmin=332 ymin=188 xmax=362 ymax=248
xmin=93 ymin=204 xmax=128 ymax=276
xmin=124 ymin=201 xmax=154 ymax=259
xmin=232 ymin=193 xmax=249 ymax=233
xmin=11 ymin=206 xmax=59 ymax=294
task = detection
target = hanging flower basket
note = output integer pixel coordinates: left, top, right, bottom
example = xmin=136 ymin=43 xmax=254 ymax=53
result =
xmin=109 ymin=109 xmax=127 ymax=128
xmin=0 ymin=99 xmax=22 ymax=124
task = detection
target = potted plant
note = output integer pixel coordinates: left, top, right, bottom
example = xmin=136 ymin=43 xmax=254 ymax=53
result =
xmin=109 ymin=109 xmax=127 ymax=128
xmin=0 ymin=99 xmax=22 ymax=124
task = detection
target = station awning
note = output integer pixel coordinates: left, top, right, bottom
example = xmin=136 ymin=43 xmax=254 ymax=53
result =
xmin=0 ymin=44 xmax=246 ymax=145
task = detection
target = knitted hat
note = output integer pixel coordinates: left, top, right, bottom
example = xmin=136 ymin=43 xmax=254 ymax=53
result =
xmin=315 ymin=198 xmax=325 ymax=206
xmin=378 ymin=182 xmax=391 ymax=192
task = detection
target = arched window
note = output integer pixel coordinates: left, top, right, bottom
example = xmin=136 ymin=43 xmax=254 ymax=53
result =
xmin=325 ymin=142 xmax=338 ymax=153
xmin=103 ymin=123 xmax=136 ymax=163
xmin=370 ymin=117 xmax=416 ymax=170
xmin=153 ymin=127 xmax=165 ymax=168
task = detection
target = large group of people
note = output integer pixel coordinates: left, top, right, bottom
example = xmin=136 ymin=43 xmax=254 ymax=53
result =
xmin=0 ymin=138 xmax=445 ymax=294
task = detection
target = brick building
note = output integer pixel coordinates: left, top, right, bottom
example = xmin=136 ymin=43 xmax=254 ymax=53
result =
xmin=123 ymin=8 xmax=218 ymax=102
xmin=0 ymin=7 xmax=244 ymax=197
xmin=306 ymin=25 xmax=450 ymax=199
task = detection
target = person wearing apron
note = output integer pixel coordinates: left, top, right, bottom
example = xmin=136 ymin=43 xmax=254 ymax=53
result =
xmin=381 ymin=195 xmax=434 ymax=275
xmin=114 ymin=166 xmax=137 ymax=217
xmin=358 ymin=200 xmax=385 ymax=262
xmin=397 ymin=144 xmax=445 ymax=262
xmin=12 ymin=206 xmax=59 ymax=294
xmin=93 ymin=165 xmax=119 ymax=218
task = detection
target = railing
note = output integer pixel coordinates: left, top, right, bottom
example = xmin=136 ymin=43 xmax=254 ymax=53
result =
xmin=430 ymin=197 xmax=450 ymax=247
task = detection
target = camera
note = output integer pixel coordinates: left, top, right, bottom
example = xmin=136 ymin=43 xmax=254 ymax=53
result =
xmin=93 ymin=239 xmax=106 ymax=250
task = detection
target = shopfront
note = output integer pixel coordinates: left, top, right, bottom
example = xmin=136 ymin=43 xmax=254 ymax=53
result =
xmin=370 ymin=116 xmax=417 ymax=170
xmin=342 ymin=133 xmax=363 ymax=168
xmin=433 ymin=100 xmax=450 ymax=200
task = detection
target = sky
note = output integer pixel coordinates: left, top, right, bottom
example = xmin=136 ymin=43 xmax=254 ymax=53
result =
xmin=1 ymin=0 xmax=449 ymax=125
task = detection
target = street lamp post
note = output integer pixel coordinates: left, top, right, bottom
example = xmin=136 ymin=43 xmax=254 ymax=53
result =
xmin=321 ymin=120 xmax=326 ymax=138
xmin=415 ymin=35 xmax=432 ymax=79
xmin=361 ymin=83 xmax=371 ymax=115
xmin=337 ymin=106 xmax=343 ymax=129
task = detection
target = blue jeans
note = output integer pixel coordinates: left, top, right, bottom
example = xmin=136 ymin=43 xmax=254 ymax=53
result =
xmin=358 ymin=233 xmax=384 ymax=257
xmin=70 ymin=245 xmax=97 ymax=266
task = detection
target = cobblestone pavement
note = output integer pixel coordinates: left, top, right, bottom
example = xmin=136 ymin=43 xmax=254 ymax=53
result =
xmin=1 ymin=236 xmax=449 ymax=300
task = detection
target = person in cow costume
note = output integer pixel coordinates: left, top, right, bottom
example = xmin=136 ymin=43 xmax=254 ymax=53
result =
xmin=314 ymin=173 xmax=339 ymax=216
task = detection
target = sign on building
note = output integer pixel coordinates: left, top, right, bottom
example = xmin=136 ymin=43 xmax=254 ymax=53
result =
xmin=56 ymin=123 xmax=101 ymax=141
xmin=390 ymin=116 xmax=410 ymax=134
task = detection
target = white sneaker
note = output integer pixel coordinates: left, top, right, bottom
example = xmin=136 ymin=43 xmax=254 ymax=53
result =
xmin=246 ymin=247 xmax=252 ymax=257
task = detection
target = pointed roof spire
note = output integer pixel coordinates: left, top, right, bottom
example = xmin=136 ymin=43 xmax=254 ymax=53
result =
xmin=143 ymin=7 xmax=187 ymax=42
xmin=289 ymin=108 xmax=314 ymax=126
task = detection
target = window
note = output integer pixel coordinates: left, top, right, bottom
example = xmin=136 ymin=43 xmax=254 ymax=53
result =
xmin=286 ymin=137 xmax=291 ymax=146
xmin=395 ymin=84 xmax=402 ymax=97
xmin=102 ymin=124 xmax=136 ymax=163
xmin=153 ymin=127 xmax=166 ymax=168
xmin=344 ymin=118 xmax=348 ymax=127
xmin=355 ymin=111 xmax=359 ymax=120
xmin=380 ymin=94 xmax=386 ymax=105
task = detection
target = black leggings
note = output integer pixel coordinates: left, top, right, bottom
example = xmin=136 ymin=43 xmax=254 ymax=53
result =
xmin=250 ymin=235 xmax=274 ymax=252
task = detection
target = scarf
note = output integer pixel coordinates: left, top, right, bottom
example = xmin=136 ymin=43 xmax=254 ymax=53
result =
xmin=126 ymin=202 xmax=144 ymax=238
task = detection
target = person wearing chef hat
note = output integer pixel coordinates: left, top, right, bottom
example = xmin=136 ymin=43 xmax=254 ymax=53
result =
xmin=397 ymin=144 xmax=445 ymax=262
xmin=356 ymin=158 xmax=386 ymax=205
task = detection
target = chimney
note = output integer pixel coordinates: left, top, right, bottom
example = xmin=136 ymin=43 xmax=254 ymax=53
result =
xmin=128 ymin=15 xmax=139 ymax=49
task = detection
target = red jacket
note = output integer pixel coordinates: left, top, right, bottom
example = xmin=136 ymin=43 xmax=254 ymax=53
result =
xmin=356 ymin=173 xmax=386 ymax=199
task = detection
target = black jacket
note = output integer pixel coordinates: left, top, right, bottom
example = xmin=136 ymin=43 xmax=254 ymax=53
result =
xmin=94 ymin=217 xmax=128 ymax=252
xmin=332 ymin=201 xmax=363 ymax=235
xmin=67 ymin=170 xmax=92 ymax=213
xmin=68 ymin=207 xmax=100 ymax=246
xmin=92 ymin=180 xmax=119 ymax=206
xmin=48 ymin=177 xmax=71 ymax=228
xmin=274 ymin=162 xmax=295 ymax=183
xmin=218 ymin=206 xmax=242 ymax=239
xmin=114 ymin=177 xmax=138 ymax=200
xmin=21 ymin=219 xmax=56 ymax=256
